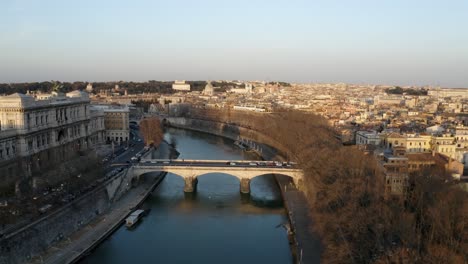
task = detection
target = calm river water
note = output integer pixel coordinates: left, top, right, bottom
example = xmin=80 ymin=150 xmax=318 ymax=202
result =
xmin=82 ymin=128 xmax=292 ymax=264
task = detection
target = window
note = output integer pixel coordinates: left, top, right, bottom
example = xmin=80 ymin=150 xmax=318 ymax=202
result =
xmin=8 ymin=120 xmax=14 ymax=128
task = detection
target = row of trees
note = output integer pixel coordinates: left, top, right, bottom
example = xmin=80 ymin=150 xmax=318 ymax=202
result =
xmin=0 ymin=81 xmax=212 ymax=95
xmin=0 ymin=81 xmax=175 ymax=95
xmin=0 ymin=80 xmax=290 ymax=96
xmin=187 ymin=107 xmax=467 ymax=263
xmin=386 ymin=86 xmax=428 ymax=96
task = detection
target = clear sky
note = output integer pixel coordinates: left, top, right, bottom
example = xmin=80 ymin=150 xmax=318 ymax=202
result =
xmin=1 ymin=0 xmax=467 ymax=87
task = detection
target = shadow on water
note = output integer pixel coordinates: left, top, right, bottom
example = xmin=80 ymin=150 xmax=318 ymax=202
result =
xmin=184 ymin=191 xmax=197 ymax=200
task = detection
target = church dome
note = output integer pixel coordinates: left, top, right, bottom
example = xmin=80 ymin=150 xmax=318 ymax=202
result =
xmin=203 ymin=81 xmax=214 ymax=95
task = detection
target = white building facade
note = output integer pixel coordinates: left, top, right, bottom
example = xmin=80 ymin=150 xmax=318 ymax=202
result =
xmin=356 ymin=130 xmax=381 ymax=146
xmin=0 ymin=91 xmax=105 ymax=185
xmin=0 ymin=91 xmax=105 ymax=163
xmin=172 ymin=80 xmax=191 ymax=91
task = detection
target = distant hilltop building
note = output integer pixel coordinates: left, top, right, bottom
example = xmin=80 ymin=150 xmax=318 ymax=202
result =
xmin=203 ymin=81 xmax=215 ymax=96
xmin=86 ymin=83 xmax=93 ymax=93
xmin=428 ymin=87 xmax=468 ymax=99
xmin=172 ymin=80 xmax=191 ymax=91
xmin=374 ymin=95 xmax=404 ymax=105
xmin=230 ymin=83 xmax=253 ymax=94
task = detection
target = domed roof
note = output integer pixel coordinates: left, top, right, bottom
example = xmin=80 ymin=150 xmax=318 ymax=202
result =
xmin=204 ymin=81 xmax=214 ymax=91
xmin=203 ymin=81 xmax=215 ymax=96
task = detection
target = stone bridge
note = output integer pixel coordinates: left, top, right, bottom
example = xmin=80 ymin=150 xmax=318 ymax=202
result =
xmin=128 ymin=159 xmax=303 ymax=194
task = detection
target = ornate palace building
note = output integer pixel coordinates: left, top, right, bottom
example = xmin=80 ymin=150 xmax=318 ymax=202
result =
xmin=0 ymin=91 xmax=105 ymax=186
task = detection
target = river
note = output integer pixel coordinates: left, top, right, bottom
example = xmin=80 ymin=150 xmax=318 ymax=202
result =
xmin=81 ymin=128 xmax=292 ymax=264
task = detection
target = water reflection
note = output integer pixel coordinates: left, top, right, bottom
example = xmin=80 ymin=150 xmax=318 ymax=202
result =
xmin=83 ymin=128 xmax=292 ymax=264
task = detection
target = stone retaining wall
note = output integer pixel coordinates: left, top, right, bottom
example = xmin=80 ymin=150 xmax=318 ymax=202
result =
xmin=165 ymin=117 xmax=285 ymax=160
xmin=0 ymin=185 xmax=111 ymax=264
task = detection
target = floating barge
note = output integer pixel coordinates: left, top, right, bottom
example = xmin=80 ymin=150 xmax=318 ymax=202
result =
xmin=125 ymin=209 xmax=145 ymax=228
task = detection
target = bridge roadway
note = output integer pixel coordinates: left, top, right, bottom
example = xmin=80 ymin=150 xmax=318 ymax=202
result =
xmin=129 ymin=159 xmax=304 ymax=193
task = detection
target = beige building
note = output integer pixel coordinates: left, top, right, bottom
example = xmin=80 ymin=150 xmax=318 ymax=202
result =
xmin=172 ymin=80 xmax=191 ymax=91
xmin=91 ymin=104 xmax=130 ymax=142
xmin=230 ymin=83 xmax=253 ymax=94
xmin=381 ymin=147 xmax=408 ymax=197
xmin=428 ymin=88 xmax=468 ymax=99
xmin=0 ymin=91 xmax=105 ymax=183
xmin=405 ymin=134 xmax=431 ymax=153
xmin=381 ymin=132 xmax=406 ymax=149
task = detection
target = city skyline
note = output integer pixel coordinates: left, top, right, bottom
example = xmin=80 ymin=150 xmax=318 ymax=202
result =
xmin=1 ymin=0 xmax=467 ymax=87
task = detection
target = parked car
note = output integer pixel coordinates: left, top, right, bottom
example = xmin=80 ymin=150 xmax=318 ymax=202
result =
xmin=38 ymin=204 xmax=52 ymax=214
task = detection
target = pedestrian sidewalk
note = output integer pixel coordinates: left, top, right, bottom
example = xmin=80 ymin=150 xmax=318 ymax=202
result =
xmin=29 ymin=142 xmax=172 ymax=264
xmin=276 ymin=176 xmax=322 ymax=264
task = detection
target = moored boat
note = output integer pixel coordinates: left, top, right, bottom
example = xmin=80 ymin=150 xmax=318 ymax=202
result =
xmin=125 ymin=209 xmax=145 ymax=228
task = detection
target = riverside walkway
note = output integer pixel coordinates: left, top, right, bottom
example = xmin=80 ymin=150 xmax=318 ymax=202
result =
xmin=276 ymin=175 xmax=321 ymax=264
xmin=29 ymin=143 xmax=172 ymax=264
xmin=30 ymin=175 xmax=165 ymax=264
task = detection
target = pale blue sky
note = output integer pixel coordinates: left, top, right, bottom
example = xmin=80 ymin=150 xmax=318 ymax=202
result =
xmin=1 ymin=0 xmax=467 ymax=87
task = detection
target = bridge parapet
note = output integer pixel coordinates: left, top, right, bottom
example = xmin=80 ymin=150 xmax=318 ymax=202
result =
xmin=131 ymin=160 xmax=303 ymax=194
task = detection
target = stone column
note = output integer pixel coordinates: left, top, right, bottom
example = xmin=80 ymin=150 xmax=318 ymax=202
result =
xmin=240 ymin=178 xmax=251 ymax=194
xmin=184 ymin=177 xmax=198 ymax=193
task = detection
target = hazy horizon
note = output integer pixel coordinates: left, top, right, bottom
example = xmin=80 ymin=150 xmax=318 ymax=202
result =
xmin=1 ymin=79 xmax=467 ymax=89
xmin=1 ymin=0 xmax=467 ymax=88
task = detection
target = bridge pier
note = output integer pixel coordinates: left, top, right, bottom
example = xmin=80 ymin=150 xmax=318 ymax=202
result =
xmin=293 ymin=178 xmax=303 ymax=191
xmin=184 ymin=177 xmax=198 ymax=193
xmin=240 ymin=178 xmax=250 ymax=194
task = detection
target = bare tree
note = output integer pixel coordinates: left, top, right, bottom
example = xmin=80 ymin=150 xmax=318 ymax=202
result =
xmin=140 ymin=117 xmax=164 ymax=147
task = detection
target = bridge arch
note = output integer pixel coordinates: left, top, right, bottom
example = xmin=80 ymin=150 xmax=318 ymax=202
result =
xmin=132 ymin=169 xmax=195 ymax=191
xmin=130 ymin=164 xmax=304 ymax=194
xmin=250 ymin=173 xmax=303 ymax=190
